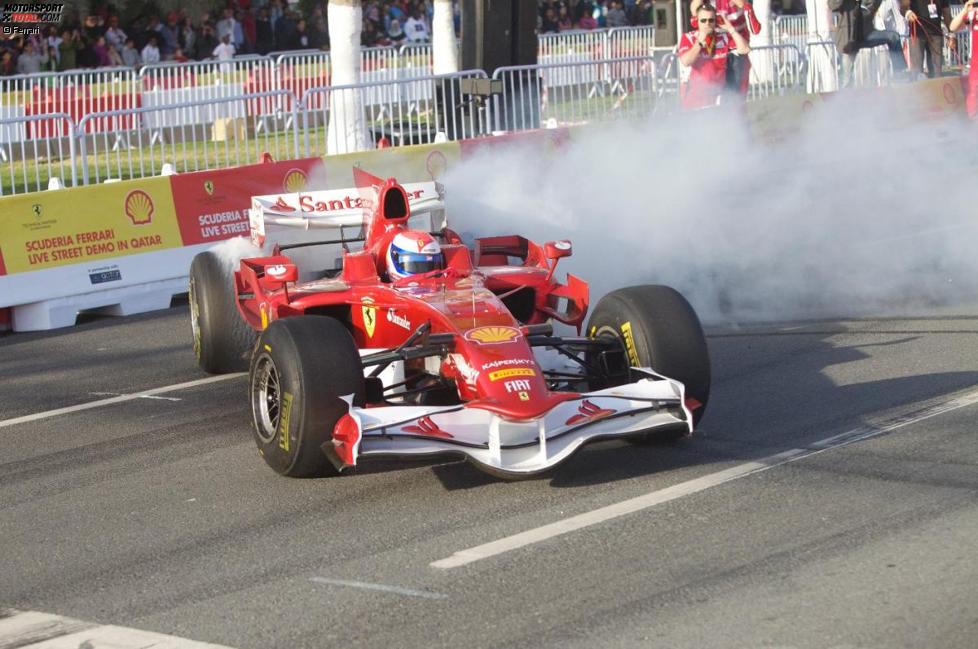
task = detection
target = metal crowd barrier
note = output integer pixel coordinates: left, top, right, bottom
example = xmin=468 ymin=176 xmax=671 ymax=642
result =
xmin=748 ymin=44 xmax=807 ymax=100
xmin=300 ymin=70 xmax=490 ymax=156
xmin=0 ymin=112 xmax=76 ymax=195
xmin=491 ymin=55 xmax=658 ymax=132
xmin=853 ymin=44 xmax=895 ymax=87
xmin=75 ymin=90 xmax=300 ymax=185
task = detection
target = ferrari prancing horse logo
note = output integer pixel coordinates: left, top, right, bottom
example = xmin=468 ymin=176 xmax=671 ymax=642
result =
xmin=362 ymin=297 xmax=377 ymax=338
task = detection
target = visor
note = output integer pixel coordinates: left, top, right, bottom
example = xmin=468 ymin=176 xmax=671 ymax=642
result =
xmin=393 ymin=251 xmax=444 ymax=276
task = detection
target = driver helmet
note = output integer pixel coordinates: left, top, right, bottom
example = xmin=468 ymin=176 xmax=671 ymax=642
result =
xmin=386 ymin=231 xmax=445 ymax=280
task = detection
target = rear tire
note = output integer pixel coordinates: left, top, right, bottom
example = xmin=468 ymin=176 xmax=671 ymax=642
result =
xmin=250 ymin=316 xmax=365 ymax=478
xmin=586 ymin=285 xmax=711 ymax=442
xmin=189 ymin=250 xmax=256 ymax=374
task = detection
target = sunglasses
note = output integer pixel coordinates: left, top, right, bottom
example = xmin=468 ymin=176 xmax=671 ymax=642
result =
xmin=699 ymin=17 xmax=716 ymax=23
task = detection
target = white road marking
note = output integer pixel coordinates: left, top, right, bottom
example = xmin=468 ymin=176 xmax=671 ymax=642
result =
xmin=0 ymin=373 xmax=244 ymax=429
xmin=0 ymin=609 xmax=235 ymax=648
xmin=90 ymin=391 xmax=183 ymax=402
xmin=310 ymin=577 xmax=447 ymax=599
xmin=432 ymin=387 xmax=978 ymax=570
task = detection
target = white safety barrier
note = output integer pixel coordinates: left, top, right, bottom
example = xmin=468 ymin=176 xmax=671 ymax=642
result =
xmin=748 ymin=44 xmax=807 ymax=100
xmin=300 ymin=70 xmax=490 ymax=154
xmin=0 ymin=113 xmax=76 ymax=195
xmin=76 ymin=91 xmax=300 ymax=184
xmin=491 ymin=56 xmax=658 ymax=132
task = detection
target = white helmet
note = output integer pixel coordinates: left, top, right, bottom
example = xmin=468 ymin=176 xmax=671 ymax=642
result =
xmin=385 ymin=231 xmax=445 ymax=281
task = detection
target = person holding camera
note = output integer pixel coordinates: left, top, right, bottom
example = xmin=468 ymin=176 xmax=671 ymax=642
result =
xmin=949 ymin=0 xmax=978 ymax=118
xmin=678 ymin=2 xmax=751 ymax=109
xmin=690 ymin=0 xmax=761 ymax=97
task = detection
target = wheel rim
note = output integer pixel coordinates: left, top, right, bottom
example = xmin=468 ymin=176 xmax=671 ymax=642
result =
xmin=253 ymin=354 xmax=281 ymax=444
xmin=189 ymin=277 xmax=201 ymax=360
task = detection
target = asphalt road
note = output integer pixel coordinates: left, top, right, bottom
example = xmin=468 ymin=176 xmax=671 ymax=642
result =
xmin=2 ymin=305 xmax=978 ymax=649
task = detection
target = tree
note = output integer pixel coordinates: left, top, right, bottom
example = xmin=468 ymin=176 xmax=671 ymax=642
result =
xmin=432 ymin=0 xmax=458 ymax=75
xmin=326 ymin=0 xmax=369 ymax=154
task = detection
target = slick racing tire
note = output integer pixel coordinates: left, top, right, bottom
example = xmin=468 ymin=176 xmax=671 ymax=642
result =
xmin=586 ymin=285 xmax=711 ymax=441
xmin=250 ymin=316 xmax=365 ymax=478
xmin=189 ymin=250 xmax=256 ymax=374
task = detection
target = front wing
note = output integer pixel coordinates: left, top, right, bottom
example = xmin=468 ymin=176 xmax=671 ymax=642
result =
xmin=332 ymin=372 xmax=693 ymax=477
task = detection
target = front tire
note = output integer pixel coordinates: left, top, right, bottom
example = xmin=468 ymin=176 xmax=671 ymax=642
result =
xmin=250 ymin=316 xmax=365 ymax=478
xmin=586 ymin=285 xmax=711 ymax=441
xmin=189 ymin=250 xmax=256 ymax=374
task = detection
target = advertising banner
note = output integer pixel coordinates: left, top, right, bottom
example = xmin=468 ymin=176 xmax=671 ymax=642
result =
xmin=0 ymin=177 xmax=180 ymax=277
xmin=169 ymin=157 xmax=326 ymax=246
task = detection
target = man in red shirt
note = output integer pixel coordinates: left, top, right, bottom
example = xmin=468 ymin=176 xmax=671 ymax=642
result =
xmin=950 ymin=0 xmax=978 ymax=119
xmin=690 ymin=0 xmax=761 ymax=95
xmin=678 ymin=3 xmax=751 ymax=109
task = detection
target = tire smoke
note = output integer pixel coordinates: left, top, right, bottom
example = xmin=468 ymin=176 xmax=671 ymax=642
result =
xmin=444 ymin=93 xmax=978 ymax=323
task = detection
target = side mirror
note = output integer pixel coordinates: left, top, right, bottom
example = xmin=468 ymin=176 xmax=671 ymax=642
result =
xmin=544 ymin=240 xmax=572 ymax=260
xmin=260 ymin=263 xmax=298 ymax=290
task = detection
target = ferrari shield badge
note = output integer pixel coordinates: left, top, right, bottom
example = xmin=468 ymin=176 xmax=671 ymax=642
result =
xmin=362 ymin=297 xmax=377 ymax=338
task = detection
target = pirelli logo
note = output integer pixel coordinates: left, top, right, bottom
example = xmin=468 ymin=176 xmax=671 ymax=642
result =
xmin=1 ymin=2 xmax=64 ymax=24
xmin=488 ymin=368 xmax=536 ymax=382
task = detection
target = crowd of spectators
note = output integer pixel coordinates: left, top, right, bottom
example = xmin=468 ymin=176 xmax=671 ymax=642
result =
xmin=0 ymin=0 xmax=679 ymax=75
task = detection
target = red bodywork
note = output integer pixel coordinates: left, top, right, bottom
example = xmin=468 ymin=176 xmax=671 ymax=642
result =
xmin=234 ymin=168 xmax=589 ymax=426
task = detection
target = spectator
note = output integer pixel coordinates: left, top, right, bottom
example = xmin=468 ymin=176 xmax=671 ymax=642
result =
xmin=16 ymin=41 xmax=48 ymax=74
xmin=213 ymin=33 xmax=236 ymax=61
xmin=678 ymin=3 xmax=750 ymax=109
xmin=42 ymin=46 xmax=59 ymax=72
xmin=865 ymin=0 xmax=908 ymax=73
xmin=274 ymin=10 xmax=299 ymax=50
xmin=296 ymin=19 xmax=310 ymax=49
xmin=541 ymin=7 xmax=560 ymax=32
xmin=143 ymin=16 xmax=163 ymax=50
xmin=180 ymin=17 xmax=196 ymax=56
xmin=904 ymin=0 xmax=952 ymax=78
xmin=233 ymin=9 xmax=247 ymax=52
xmin=949 ymin=0 xmax=977 ymax=118
xmin=216 ymin=8 xmax=238 ymax=43
xmin=241 ymin=9 xmax=257 ymax=53
xmin=195 ymin=24 xmax=220 ymax=60
xmin=386 ymin=18 xmax=406 ymax=43
xmin=160 ymin=12 xmax=180 ymax=58
xmin=0 ymin=51 xmax=16 ymax=76
xmin=607 ymin=1 xmax=629 ymax=26
xmin=57 ymin=29 xmax=83 ymax=71
xmin=104 ymin=15 xmax=127 ymax=55
xmin=309 ymin=8 xmax=328 ymax=49
xmin=91 ymin=35 xmax=112 ymax=67
xmin=255 ymin=8 xmax=275 ymax=54
xmin=141 ymin=35 xmax=161 ymax=64
xmin=269 ymin=0 xmax=284 ymax=31
xmin=121 ymin=37 xmax=141 ymax=67
xmin=363 ymin=19 xmax=382 ymax=46
xmin=578 ymin=9 xmax=599 ymax=28
xmin=46 ymin=27 xmax=62 ymax=66
xmin=171 ymin=47 xmax=190 ymax=63
xmin=558 ymin=6 xmax=575 ymax=30
xmin=404 ymin=9 xmax=430 ymax=42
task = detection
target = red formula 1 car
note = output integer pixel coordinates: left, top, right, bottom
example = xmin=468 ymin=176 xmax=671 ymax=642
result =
xmin=189 ymin=168 xmax=710 ymax=479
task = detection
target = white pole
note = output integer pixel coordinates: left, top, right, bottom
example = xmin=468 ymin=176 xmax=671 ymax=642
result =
xmin=432 ymin=0 xmax=459 ymax=74
xmin=327 ymin=0 xmax=369 ymax=154
xmin=752 ymin=0 xmax=774 ymax=84
xmin=806 ymin=0 xmax=838 ymax=92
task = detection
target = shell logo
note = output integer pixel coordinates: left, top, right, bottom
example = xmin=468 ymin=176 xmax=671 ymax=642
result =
xmin=282 ymin=168 xmax=308 ymax=192
xmin=124 ymin=190 xmax=154 ymax=225
xmin=464 ymin=326 xmax=521 ymax=345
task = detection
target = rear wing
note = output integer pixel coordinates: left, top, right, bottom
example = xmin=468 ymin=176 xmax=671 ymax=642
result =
xmin=249 ymin=181 xmax=445 ymax=249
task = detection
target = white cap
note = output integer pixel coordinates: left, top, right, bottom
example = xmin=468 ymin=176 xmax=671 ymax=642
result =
xmin=47 ymin=177 xmax=63 ymax=190
xmin=160 ymin=163 xmax=175 ymax=176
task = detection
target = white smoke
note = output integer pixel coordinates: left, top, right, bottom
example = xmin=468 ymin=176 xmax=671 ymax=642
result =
xmin=208 ymin=237 xmax=263 ymax=273
xmin=444 ymin=92 xmax=978 ymax=323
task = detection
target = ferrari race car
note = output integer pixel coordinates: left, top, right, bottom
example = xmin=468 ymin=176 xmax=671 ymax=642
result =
xmin=189 ymin=168 xmax=710 ymax=479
